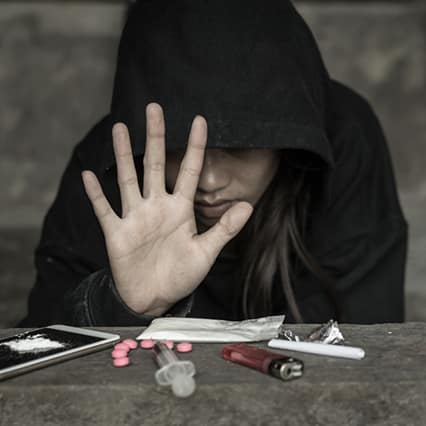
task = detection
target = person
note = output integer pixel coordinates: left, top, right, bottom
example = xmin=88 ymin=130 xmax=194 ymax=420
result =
xmin=17 ymin=0 xmax=408 ymax=327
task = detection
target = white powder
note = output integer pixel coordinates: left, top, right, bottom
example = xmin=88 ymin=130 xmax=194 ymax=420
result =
xmin=0 ymin=333 xmax=66 ymax=353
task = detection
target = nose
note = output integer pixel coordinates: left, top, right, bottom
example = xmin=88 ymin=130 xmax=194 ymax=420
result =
xmin=197 ymin=149 xmax=230 ymax=194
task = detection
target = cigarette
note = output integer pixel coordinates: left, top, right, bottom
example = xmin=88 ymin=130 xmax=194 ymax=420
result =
xmin=268 ymin=339 xmax=365 ymax=360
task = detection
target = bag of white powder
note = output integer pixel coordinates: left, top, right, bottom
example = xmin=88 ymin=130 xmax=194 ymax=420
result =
xmin=137 ymin=315 xmax=285 ymax=342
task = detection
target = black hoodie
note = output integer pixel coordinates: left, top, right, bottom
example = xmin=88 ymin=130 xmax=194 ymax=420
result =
xmin=17 ymin=0 xmax=407 ymax=327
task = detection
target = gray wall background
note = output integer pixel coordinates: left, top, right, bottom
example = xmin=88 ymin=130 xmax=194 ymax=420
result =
xmin=0 ymin=1 xmax=425 ymax=326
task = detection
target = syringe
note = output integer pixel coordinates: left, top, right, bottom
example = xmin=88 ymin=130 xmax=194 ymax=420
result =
xmin=151 ymin=342 xmax=196 ymax=398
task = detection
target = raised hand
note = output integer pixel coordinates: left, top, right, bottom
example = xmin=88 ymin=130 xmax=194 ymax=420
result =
xmin=81 ymin=103 xmax=253 ymax=315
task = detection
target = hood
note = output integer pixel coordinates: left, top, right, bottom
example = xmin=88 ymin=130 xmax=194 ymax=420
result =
xmin=106 ymin=0 xmax=335 ymax=171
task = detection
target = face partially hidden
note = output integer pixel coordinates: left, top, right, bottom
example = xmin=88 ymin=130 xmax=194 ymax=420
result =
xmin=165 ymin=148 xmax=282 ymax=231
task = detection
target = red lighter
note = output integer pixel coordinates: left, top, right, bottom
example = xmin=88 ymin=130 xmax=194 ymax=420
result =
xmin=222 ymin=343 xmax=304 ymax=381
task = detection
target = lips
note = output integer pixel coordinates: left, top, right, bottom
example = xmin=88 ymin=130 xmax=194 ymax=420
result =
xmin=194 ymin=200 xmax=235 ymax=219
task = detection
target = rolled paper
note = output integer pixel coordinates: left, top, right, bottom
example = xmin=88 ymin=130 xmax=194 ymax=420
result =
xmin=268 ymin=339 xmax=365 ymax=360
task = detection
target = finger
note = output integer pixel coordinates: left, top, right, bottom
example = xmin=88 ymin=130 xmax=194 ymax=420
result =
xmin=173 ymin=115 xmax=207 ymax=202
xmin=81 ymin=170 xmax=119 ymax=235
xmin=194 ymin=202 xmax=253 ymax=262
xmin=143 ymin=103 xmax=166 ymax=198
xmin=112 ymin=123 xmax=142 ymax=216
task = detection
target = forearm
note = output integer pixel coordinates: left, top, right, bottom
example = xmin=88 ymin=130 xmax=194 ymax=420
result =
xmin=18 ymin=268 xmax=194 ymax=327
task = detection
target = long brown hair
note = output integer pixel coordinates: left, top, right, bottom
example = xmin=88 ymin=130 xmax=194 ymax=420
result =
xmin=235 ymin=149 xmax=337 ymax=322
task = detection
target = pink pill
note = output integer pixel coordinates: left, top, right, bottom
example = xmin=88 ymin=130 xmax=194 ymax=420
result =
xmin=114 ymin=343 xmax=130 ymax=352
xmin=140 ymin=339 xmax=155 ymax=349
xmin=111 ymin=349 xmax=128 ymax=359
xmin=113 ymin=357 xmax=130 ymax=367
xmin=161 ymin=340 xmax=174 ymax=350
xmin=176 ymin=342 xmax=193 ymax=353
xmin=122 ymin=339 xmax=138 ymax=350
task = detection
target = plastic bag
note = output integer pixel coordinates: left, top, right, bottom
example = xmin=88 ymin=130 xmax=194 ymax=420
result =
xmin=137 ymin=315 xmax=285 ymax=342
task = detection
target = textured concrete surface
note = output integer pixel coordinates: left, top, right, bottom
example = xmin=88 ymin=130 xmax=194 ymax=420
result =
xmin=0 ymin=228 xmax=39 ymax=328
xmin=302 ymin=3 xmax=426 ymax=194
xmin=0 ymin=3 xmax=123 ymax=226
xmin=0 ymin=324 xmax=425 ymax=425
xmin=0 ymin=2 xmax=425 ymax=326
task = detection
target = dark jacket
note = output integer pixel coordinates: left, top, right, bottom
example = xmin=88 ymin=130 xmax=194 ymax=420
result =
xmin=17 ymin=0 xmax=408 ymax=327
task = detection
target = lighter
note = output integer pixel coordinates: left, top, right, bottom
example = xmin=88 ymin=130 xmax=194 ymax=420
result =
xmin=222 ymin=343 xmax=304 ymax=381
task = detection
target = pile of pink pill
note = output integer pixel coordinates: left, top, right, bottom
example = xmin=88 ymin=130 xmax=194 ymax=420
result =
xmin=111 ymin=338 xmax=193 ymax=367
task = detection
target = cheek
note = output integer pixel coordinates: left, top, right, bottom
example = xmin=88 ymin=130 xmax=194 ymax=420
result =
xmin=241 ymin=155 xmax=280 ymax=201
xmin=165 ymin=160 xmax=180 ymax=191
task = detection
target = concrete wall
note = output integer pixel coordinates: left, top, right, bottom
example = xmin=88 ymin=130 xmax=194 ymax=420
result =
xmin=0 ymin=1 xmax=425 ymax=326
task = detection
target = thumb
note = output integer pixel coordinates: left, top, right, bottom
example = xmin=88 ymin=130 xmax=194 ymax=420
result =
xmin=195 ymin=201 xmax=253 ymax=261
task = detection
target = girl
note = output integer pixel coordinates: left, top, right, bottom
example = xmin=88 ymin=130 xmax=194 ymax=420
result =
xmin=18 ymin=0 xmax=407 ymax=327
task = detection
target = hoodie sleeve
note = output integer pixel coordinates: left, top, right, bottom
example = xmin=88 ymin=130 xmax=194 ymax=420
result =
xmin=16 ymin=131 xmax=193 ymax=328
xmin=302 ymin=92 xmax=408 ymax=324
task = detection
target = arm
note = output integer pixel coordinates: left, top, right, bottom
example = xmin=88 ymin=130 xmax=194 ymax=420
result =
xmin=17 ymin=144 xmax=193 ymax=327
xmin=18 ymin=105 xmax=249 ymax=327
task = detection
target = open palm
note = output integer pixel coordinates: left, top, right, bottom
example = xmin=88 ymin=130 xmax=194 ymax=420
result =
xmin=81 ymin=103 xmax=253 ymax=315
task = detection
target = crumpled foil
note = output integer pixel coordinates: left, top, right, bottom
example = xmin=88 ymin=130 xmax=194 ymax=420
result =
xmin=277 ymin=319 xmax=344 ymax=344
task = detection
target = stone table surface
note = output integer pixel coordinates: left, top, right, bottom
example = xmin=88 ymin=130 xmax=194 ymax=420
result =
xmin=0 ymin=323 xmax=425 ymax=426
